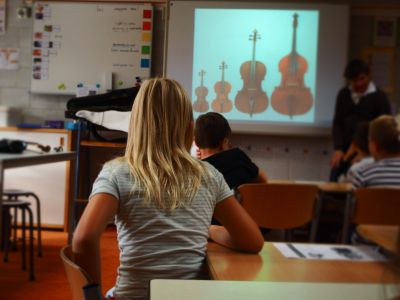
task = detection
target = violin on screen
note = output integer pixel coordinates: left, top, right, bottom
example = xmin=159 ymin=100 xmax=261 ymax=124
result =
xmin=212 ymin=61 xmax=233 ymax=113
xmin=235 ymin=29 xmax=268 ymax=117
xmin=271 ymin=13 xmax=313 ymax=119
xmin=193 ymin=69 xmax=209 ymax=113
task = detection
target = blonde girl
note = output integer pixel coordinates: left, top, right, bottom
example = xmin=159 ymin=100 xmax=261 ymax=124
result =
xmin=72 ymin=78 xmax=263 ymax=300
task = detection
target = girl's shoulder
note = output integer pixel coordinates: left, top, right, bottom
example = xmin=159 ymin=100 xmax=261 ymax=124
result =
xmin=102 ymin=158 xmax=131 ymax=177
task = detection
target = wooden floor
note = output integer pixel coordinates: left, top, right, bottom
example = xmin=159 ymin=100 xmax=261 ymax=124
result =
xmin=0 ymin=227 xmax=119 ymax=299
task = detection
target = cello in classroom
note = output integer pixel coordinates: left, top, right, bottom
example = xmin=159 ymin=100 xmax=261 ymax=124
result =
xmin=271 ymin=13 xmax=313 ymax=119
xmin=235 ymin=29 xmax=268 ymax=116
xmin=212 ymin=61 xmax=233 ymax=113
xmin=193 ymin=69 xmax=209 ymax=113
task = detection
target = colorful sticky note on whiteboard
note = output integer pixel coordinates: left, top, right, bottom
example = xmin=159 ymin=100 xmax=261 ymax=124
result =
xmin=141 ymin=59 xmax=150 ymax=68
xmin=141 ymin=45 xmax=150 ymax=54
xmin=142 ymin=21 xmax=151 ymax=31
xmin=143 ymin=10 xmax=152 ymax=19
xmin=142 ymin=32 xmax=151 ymax=42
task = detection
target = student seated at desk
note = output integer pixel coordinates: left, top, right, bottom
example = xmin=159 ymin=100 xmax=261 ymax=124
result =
xmin=352 ymin=115 xmax=400 ymax=188
xmin=194 ymin=112 xmax=267 ymax=190
xmin=339 ymin=122 xmax=374 ymax=183
xmin=72 ymin=78 xmax=264 ymax=300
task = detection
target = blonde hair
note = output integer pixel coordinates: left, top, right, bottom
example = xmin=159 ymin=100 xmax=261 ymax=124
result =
xmin=369 ymin=115 xmax=400 ymax=154
xmin=125 ymin=78 xmax=208 ymax=210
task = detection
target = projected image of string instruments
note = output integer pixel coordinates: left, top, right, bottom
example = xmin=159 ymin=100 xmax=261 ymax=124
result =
xmin=271 ymin=13 xmax=313 ymax=119
xmin=212 ymin=61 xmax=233 ymax=113
xmin=235 ymin=29 xmax=268 ymax=116
xmin=193 ymin=69 xmax=209 ymax=112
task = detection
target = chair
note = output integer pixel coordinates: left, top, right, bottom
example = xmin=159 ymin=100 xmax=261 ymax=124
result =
xmin=3 ymin=189 xmax=42 ymax=256
xmin=352 ymin=188 xmax=400 ymax=226
xmin=60 ymin=245 xmax=92 ymax=300
xmin=237 ymin=183 xmax=319 ymax=242
xmin=2 ymin=200 xmax=35 ymax=280
xmin=342 ymin=188 xmax=400 ymax=245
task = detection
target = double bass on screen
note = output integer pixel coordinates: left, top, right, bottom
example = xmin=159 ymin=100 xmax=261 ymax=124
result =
xmin=271 ymin=13 xmax=313 ymax=119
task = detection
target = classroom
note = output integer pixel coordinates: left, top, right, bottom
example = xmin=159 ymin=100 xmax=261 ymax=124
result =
xmin=0 ymin=0 xmax=400 ymax=299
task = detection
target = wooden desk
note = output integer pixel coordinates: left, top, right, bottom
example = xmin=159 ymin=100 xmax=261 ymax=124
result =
xmin=207 ymin=242 xmax=400 ymax=283
xmin=268 ymin=180 xmax=353 ymax=193
xmin=150 ymin=279 xmax=400 ymax=300
xmin=357 ymin=225 xmax=399 ymax=253
xmin=0 ymin=151 xmax=76 ymax=243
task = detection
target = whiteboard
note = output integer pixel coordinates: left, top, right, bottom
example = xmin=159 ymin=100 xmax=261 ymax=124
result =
xmin=30 ymin=1 xmax=153 ymax=95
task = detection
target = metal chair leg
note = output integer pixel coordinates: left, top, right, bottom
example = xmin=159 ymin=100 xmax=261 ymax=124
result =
xmin=12 ymin=205 xmax=18 ymax=250
xmin=26 ymin=206 xmax=35 ymax=281
xmin=28 ymin=193 xmax=42 ymax=257
xmin=21 ymin=207 xmax=26 ymax=271
xmin=3 ymin=209 xmax=10 ymax=262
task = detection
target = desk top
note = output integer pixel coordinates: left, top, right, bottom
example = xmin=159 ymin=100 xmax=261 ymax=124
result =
xmin=207 ymin=242 xmax=400 ymax=283
xmin=0 ymin=151 xmax=76 ymax=169
xmin=358 ymin=225 xmax=399 ymax=254
xmin=150 ymin=280 xmax=400 ymax=300
xmin=268 ymin=180 xmax=353 ymax=193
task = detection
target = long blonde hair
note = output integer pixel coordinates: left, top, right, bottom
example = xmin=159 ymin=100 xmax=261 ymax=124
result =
xmin=125 ymin=78 xmax=208 ymax=210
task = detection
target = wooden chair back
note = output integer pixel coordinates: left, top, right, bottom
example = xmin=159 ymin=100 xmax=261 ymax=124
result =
xmin=353 ymin=188 xmax=400 ymax=225
xmin=238 ymin=183 xmax=319 ymax=230
xmin=60 ymin=245 xmax=92 ymax=300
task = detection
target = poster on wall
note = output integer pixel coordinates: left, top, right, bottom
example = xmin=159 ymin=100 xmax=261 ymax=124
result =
xmin=362 ymin=47 xmax=395 ymax=94
xmin=373 ymin=16 xmax=398 ymax=47
xmin=0 ymin=48 xmax=19 ymax=70
xmin=0 ymin=0 xmax=6 ymax=35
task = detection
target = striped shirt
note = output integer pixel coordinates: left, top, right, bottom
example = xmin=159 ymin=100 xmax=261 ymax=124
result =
xmin=351 ymin=157 xmax=400 ymax=188
xmin=90 ymin=160 xmax=233 ymax=300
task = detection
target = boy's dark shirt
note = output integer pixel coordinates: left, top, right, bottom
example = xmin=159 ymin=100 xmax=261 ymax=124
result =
xmin=332 ymin=87 xmax=391 ymax=152
xmin=203 ymin=147 xmax=259 ymax=190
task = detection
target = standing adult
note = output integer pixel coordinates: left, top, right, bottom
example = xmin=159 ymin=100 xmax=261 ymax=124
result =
xmin=330 ymin=59 xmax=391 ymax=181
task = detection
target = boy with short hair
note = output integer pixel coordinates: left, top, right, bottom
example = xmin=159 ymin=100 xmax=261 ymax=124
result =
xmin=194 ymin=112 xmax=267 ymax=190
xmin=339 ymin=121 xmax=374 ymax=182
xmin=352 ymin=115 xmax=400 ymax=188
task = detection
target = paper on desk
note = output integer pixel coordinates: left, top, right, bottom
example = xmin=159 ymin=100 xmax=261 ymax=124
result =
xmin=273 ymin=243 xmax=387 ymax=261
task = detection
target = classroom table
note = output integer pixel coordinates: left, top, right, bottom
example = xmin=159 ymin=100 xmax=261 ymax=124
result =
xmin=357 ymin=225 xmax=399 ymax=254
xmin=150 ymin=279 xmax=400 ymax=300
xmin=206 ymin=242 xmax=400 ymax=283
xmin=0 ymin=151 xmax=76 ymax=244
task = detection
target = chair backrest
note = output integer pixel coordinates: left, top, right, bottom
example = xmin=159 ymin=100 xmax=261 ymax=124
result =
xmin=353 ymin=188 xmax=400 ymax=225
xmin=60 ymin=245 xmax=92 ymax=300
xmin=238 ymin=183 xmax=319 ymax=229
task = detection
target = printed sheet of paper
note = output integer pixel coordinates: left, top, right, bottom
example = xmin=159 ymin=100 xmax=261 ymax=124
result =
xmin=273 ymin=243 xmax=387 ymax=262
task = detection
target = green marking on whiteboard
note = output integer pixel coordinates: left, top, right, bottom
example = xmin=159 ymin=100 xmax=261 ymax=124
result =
xmin=118 ymin=80 xmax=124 ymax=86
xmin=58 ymin=83 xmax=66 ymax=90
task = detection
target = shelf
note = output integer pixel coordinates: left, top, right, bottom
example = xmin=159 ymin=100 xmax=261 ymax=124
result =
xmin=80 ymin=140 xmax=126 ymax=148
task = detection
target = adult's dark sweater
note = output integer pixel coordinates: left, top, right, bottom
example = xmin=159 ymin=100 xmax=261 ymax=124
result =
xmin=203 ymin=147 xmax=259 ymax=190
xmin=332 ymin=87 xmax=391 ymax=152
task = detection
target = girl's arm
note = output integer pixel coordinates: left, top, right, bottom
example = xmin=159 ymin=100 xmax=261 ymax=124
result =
xmin=210 ymin=196 xmax=264 ymax=253
xmin=72 ymin=193 xmax=118 ymax=285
